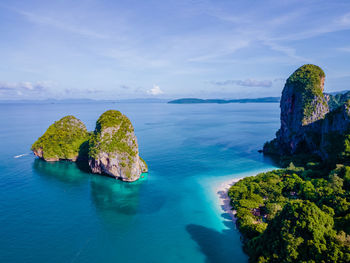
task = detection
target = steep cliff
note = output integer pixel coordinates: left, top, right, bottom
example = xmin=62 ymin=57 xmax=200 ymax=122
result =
xmin=320 ymin=101 xmax=350 ymax=163
xmin=88 ymin=110 xmax=148 ymax=182
xmin=263 ymin=64 xmax=350 ymax=164
xmin=31 ymin=116 xmax=89 ymax=161
xmin=327 ymin=91 xmax=350 ymax=111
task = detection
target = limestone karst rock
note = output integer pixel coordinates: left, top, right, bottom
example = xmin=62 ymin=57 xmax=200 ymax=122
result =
xmin=88 ymin=110 xmax=148 ymax=182
xmin=320 ymin=100 xmax=350 ymax=161
xmin=263 ymin=64 xmax=350 ymax=162
xmin=276 ymin=64 xmax=329 ymax=154
xmin=31 ymin=110 xmax=148 ymax=181
xmin=31 ymin=116 xmax=89 ymax=161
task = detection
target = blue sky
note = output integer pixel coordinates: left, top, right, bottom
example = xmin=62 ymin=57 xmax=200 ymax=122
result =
xmin=1 ymin=0 xmax=350 ymax=100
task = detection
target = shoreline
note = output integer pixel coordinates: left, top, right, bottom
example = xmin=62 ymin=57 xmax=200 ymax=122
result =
xmin=212 ymin=168 xmax=274 ymax=223
xmin=215 ymin=177 xmax=244 ymax=222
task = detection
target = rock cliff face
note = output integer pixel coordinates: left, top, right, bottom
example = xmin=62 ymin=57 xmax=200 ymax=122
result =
xmin=320 ymin=101 xmax=350 ymax=161
xmin=88 ymin=110 xmax=148 ymax=182
xmin=327 ymin=91 xmax=350 ymax=111
xmin=31 ymin=116 xmax=89 ymax=161
xmin=263 ymin=64 xmax=350 ymax=162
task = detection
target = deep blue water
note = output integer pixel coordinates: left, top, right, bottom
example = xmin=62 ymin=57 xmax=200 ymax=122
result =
xmin=0 ymin=102 xmax=279 ymax=263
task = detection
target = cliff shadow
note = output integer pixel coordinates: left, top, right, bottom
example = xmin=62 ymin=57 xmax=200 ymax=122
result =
xmin=90 ymin=175 xmax=165 ymax=218
xmin=186 ymin=223 xmax=247 ymax=263
xmin=90 ymin=175 xmax=142 ymax=216
xmin=76 ymin=140 xmax=93 ymax=173
xmin=32 ymin=158 xmax=88 ymax=186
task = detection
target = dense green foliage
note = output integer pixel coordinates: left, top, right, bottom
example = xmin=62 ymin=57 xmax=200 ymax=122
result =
xmin=31 ymin=116 xmax=89 ymax=160
xmin=328 ymin=91 xmax=350 ymax=111
xmin=88 ymin=110 xmax=137 ymax=161
xmin=229 ymin=163 xmax=350 ymax=262
xmin=286 ymin=64 xmax=326 ymax=123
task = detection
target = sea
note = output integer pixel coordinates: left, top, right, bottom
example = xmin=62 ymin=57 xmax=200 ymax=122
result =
xmin=0 ymin=102 xmax=279 ymax=263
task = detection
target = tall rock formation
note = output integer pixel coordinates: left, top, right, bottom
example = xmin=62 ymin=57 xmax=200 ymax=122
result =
xmin=31 ymin=116 xmax=89 ymax=161
xmin=263 ymin=64 xmax=350 ymax=163
xmin=88 ymin=110 xmax=148 ymax=182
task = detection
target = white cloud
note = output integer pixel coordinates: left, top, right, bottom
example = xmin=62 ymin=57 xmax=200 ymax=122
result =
xmin=0 ymin=81 xmax=51 ymax=98
xmin=147 ymin=85 xmax=164 ymax=95
xmin=0 ymin=81 xmax=48 ymax=92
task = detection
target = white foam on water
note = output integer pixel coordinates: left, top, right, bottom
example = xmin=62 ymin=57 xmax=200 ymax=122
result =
xmin=14 ymin=153 xmax=30 ymax=159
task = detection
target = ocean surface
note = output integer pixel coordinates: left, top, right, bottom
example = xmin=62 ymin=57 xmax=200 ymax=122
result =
xmin=0 ymin=102 xmax=279 ymax=263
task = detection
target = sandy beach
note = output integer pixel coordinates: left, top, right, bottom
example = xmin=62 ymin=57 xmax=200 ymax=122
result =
xmin=213 ymin=168 xmax=275 ymax=222
xmin=215 ymin=177 xmax=245 ymax=222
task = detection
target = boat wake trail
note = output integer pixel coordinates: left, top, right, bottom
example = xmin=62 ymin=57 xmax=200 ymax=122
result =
xmin=14 ymin=153 xmax=30 ymax=159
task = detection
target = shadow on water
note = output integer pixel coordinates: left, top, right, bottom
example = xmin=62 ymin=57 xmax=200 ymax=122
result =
xmin=33 ymin=157 xmax=164 ymax=228
xmin=90 ymin=176 xmax=142 ymax=216
xmin=186 ymin=223 xmax=247 ymax=263
xmin=33 ymin=158 xmax=88 ymax=185
xmin=90 ymin=174 xmax=166 ymax=216
xmin=186 ymin=187 xmax=247 ymax=263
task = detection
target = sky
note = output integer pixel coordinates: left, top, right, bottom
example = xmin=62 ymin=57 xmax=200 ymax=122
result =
xmin=0 ymin=0 xmax=350 ymax=100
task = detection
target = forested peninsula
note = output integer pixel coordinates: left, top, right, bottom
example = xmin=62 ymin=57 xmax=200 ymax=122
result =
xmin=229 ymin=65 xmax=350 ymax=262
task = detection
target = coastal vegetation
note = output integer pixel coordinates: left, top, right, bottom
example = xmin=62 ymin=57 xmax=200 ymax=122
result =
xmin=229 ymin=164 xmax=350 ymax=262
xmin=230 ymin=64 xmax=350 ymax=262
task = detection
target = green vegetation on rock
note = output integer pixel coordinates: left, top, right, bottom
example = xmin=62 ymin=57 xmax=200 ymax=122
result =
xmin=31 ymin=116 xmax=89 ymax=161
xmin=31 ymin=110 xmax=148 ymax=182
xmin=286 ymin=64 xmax=326 ymax=124
xmin=88 ymin=110 xmax=137 ymax=160
xmin=139 ymin=156 xmax=148 ymax=170
xmin=328 ymin=91 xmax=350 ymax=111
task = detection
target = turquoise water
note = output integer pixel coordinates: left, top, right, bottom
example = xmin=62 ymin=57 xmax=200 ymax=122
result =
xmin=0 ymin=102 xmax=279 ymax=263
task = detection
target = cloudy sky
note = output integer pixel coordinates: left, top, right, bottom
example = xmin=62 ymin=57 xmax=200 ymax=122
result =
xmin=1 ymin=0 xmax=350 ymax=100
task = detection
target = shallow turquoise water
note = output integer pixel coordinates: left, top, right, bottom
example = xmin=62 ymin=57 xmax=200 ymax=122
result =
xmin=0 ymin=102 xmax=279 ymax=262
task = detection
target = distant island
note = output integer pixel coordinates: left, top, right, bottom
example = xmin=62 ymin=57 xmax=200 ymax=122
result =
xmin=32 ymin=110 xmax=147 ymax=182
xmin=168 ymin=92 xmax=350 ymax=107
xmin=226 ymin=65 xmax=350 ymax=262
xmin=0 ymin=98 xmax=169 ymax=104
xmin=168 ymin=97 xmax=280 ymax=104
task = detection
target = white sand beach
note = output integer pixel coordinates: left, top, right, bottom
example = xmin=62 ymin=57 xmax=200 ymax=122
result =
xmin=214 ymin=177 xmax=244 ymax=222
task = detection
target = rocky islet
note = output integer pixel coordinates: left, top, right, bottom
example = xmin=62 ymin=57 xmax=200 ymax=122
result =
xmin=31 ymin=110 xmax=148 ymax=182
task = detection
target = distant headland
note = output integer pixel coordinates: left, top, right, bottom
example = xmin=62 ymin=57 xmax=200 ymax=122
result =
xmin=168 ymin=92 xmax=350 ymax=106
xmin=168 ymin=97 xmax=280 ymax=104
